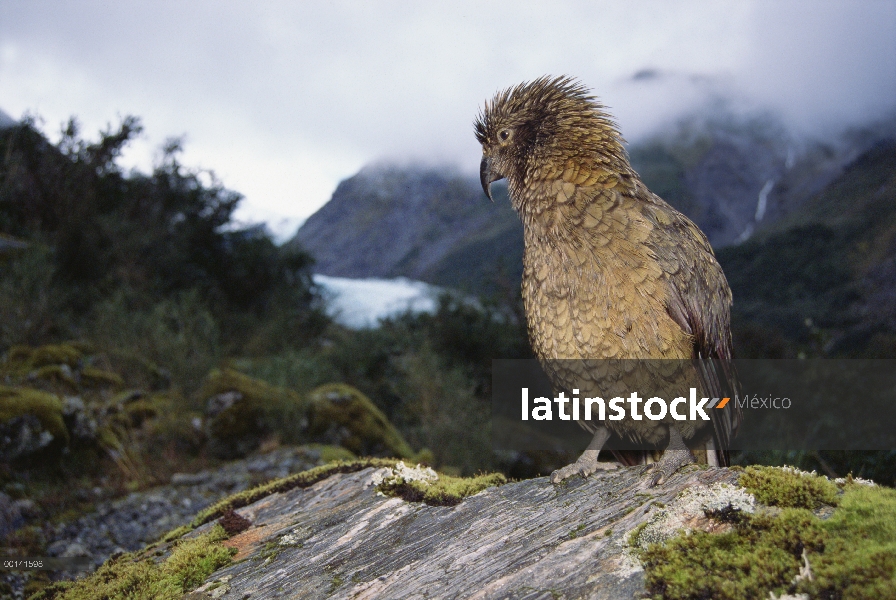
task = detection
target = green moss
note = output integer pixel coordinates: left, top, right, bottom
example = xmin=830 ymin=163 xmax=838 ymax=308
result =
xmin=307 ymin=383 xmax=415 ymax=459
xmin=798 ymin=483 xmax=896 ymax=599
xmin=377 ymin=467 xmax=507 ymax=507
xmin=29 ymin=525 xmax=235 ymax=600
xmin=642 ymin=508 xmax=825 ymax=600
xmin=628 ymin=522 xmax=648 ymax=549
xmin=568 ymin=524 xmax=586 ymax=539
xmin=29 ymin=344 xmax=83 ymax=369
xmin=0 ymin=386 xmax=68 ymax=446
xmin=2 ymin=344 xmax=84 ymax=380
xmin=639 ymin=476 xmax=896 ymax=599
xmin=306 ymin=443 xmax=357 ymax=463
xmin=31 ymin=365 xmax=79 ymax=391
xmin=739 ymin=465 xmax=839 ymax=509
xmin=163 ymin=458 xmax=401 ymax=541
xmin=199 ymin=368 xmax=308 ymax=458
xmin=80 ymin=367 xmax=124 ymax=389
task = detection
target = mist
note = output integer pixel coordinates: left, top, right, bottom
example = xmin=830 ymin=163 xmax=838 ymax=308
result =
xmin=1 ymin=1 xmax=894 ymax=236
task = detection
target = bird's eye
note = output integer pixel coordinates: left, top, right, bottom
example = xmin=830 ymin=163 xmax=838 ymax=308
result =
xmin=499 ymin=129 xmax=511 ymax=142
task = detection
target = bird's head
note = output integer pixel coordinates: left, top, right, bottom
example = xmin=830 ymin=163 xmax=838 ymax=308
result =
xmin=474 ymin=76 xmax=627 ymax=202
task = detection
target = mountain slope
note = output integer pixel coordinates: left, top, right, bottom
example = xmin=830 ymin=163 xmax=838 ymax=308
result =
xmin=289 ymin=115 xmax=896 ymax=358
xmin=718 ymin=138 xmax=896 ymax=357
xmin=290 ymin=164 xmax=523 ymax=293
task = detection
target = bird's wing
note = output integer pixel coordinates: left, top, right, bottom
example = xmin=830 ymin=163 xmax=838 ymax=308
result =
xmin=639 ymin=189 xmax=742 ymax=465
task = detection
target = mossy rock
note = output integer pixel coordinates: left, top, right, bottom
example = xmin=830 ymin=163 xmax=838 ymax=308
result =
xmin=199 ymin=369 xmax=308 ymax=459
xmin=30 ymin=364 xmax=79 ymax=393
xmin=307 ymin=383 xmax=415 ymax=459
xmin=0 ymin=386 xmax=68 ymax=460
xmin=4 ymin=343 xmax=83 ymax=374
xmin=29 ymin=525 xmax=235 ymax=600
xmin=739 ymin=465 xmax=839 ymax=509
xmin=163 ymin=458 xmax=506 ymax=542
xmin=102 ymin=351 xmax=172 ymax=391
xmin=640 ymin=467 xmax=895 ymax=600
xmin=79 ymin=367 xmax=125 ymax=390
xmin=305 ymin=443 xmax=358 ymax=463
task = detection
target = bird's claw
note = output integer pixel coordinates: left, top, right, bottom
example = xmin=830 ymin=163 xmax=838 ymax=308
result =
xmin=643 ymin=449 xmax=695 ymax=488
xmin=551 ymin=460 xmax=595 ymax=484
xmin=551 ymin=458 xmax=619 ymax=484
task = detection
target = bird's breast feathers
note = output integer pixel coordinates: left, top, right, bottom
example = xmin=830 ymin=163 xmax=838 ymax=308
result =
xmin=521 ymin=180 xmax=697 ymax=360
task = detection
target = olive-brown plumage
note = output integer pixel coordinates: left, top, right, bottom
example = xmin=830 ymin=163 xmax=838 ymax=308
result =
xmin=475 ymin=76 xmax=740 ymax=485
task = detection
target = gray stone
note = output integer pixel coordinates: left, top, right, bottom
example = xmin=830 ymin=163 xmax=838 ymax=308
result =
xmin=187 ymin=465 xmax=740 ymax=600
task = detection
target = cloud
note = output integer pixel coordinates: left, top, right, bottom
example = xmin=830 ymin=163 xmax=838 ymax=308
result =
xmin=1 ymin=1 xmax=893 ymax=227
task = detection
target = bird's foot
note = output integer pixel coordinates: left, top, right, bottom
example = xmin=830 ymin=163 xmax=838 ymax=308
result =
xmin=643 ymin=448 xmax=695 ymax=487
xmin=550 ymin=450 xmax=620 ymax=484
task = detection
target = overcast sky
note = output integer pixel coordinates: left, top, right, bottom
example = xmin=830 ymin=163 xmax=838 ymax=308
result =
xmin=1 ymin=1 xmax=894 ymax=239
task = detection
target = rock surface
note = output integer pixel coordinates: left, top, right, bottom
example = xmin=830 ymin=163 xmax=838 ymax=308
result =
xmin=185 ymin=465 xmax=741 ymax=600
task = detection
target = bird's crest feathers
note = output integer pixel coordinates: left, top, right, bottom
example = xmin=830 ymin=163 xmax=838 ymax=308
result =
xmin=474 ymin=75 xmax=629 ymax=181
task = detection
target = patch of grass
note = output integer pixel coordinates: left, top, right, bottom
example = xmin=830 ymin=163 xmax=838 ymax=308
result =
xmin=568 ymin=523 xmax=586 ymax=539
xmin=30 ymin=525 xmax=235 ymax=600
xmin=739 ymin=465 xmax=839 ymax=509
xmin=642 ymin=508 xmax=825 ymax=600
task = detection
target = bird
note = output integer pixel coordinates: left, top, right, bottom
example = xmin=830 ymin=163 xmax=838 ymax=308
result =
xmin=474 ymin=76 xmax=740 ymax=486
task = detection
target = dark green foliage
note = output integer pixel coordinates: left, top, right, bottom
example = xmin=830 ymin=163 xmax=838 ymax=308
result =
xmin=311 ymin=293 xmax=530 ymax=473
xmin=0 ymin=117 xmax=328 ymax=388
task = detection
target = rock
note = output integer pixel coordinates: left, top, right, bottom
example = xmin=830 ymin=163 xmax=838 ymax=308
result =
xmin=0 ymin=386 xmax=68 ymax=460
xmin=185 ymin=465 xmax=739 ymax=599
xmin=200 ymin=369 xmax=307 ymax=459
xmin=42 ymin=445 xmax=325 ymax=579
xmin=0 ymin=492 xmax=25 ymax=538
xmin=307 ymin=383 xmax=417 ymax=460
xmin=62 ymin=395 xmax=98 ymax=440
xmin=0 ymin=414 xmax=57 ymax=461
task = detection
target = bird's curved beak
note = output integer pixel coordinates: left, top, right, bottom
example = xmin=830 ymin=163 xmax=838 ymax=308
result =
xmin=480 ymin=155 xmax=503 ymax=202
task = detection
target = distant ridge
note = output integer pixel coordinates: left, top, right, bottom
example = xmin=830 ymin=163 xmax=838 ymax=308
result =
xmin=289 ymin=164 xmax=524 ymax=293
xmin=289 ymin=112 xmax=895 ymax=304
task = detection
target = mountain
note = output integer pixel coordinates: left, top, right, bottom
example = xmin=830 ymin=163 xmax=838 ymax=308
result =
xmin=717 ymin=137 xmax=896 ymax=357
xmin=289 ymin=164 xmax=524 ymax=294
xmin=291 ymin=113 xmax=885 ymax=290
xmin=290 ymin=113 xmax=896 ymax=357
